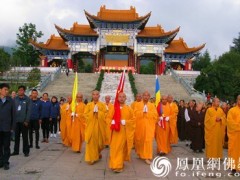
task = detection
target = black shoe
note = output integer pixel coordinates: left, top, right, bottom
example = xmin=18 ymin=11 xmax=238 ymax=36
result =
xmin=159 ymin=152 xmax=166 ymax=156
xmin=198 ymin=150 xmax=203 ymax=153
xmin=24 ymin=153 xmax=29 ymax=157
xmin=230 ymin=169 xmax=237 ymax=177
xmin=36 ymin=145 xmax=40 ymax=149
xmin=29 ymin=144 xmax=33 ymax=148
xmin=11 ymin=152 xmax=19 ymax=156
xmin=0 ymin=163 xmax=3 ymax=168
xmin=4 ymin=164 xmax=9 ymax=170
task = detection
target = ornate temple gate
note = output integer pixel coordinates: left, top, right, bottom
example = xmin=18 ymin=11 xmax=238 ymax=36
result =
xmin=30 ymin=6 xmax=205 ymax=74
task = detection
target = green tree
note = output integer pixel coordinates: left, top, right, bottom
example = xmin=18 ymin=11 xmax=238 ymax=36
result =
xmin=0 ymin=48 xmax=10 ymax=73
xmin=27 ymin=68 xmax=41 ymax=88
xmin=194 ymin=51 xmax=240 ymax=101
xmin=13 ymin=23 xmax=43 ymax=66
xmin=230 ymin=32 xmax=240 ymax=54
xmin=192 ymin=50 xmax=211 ymax=71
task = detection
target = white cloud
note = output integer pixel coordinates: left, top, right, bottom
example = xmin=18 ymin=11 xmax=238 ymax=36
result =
xmin=0 ymin=0 xmax=240 ymax=58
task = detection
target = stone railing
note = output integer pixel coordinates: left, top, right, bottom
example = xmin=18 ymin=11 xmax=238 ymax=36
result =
xmin=26 ymin=67 xmax=61 ymax=94
xmin=170 ymin=69 xmax=206 ymax=101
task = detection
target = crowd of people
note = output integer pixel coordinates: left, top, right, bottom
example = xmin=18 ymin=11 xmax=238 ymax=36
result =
xmin=0 ymin=83 xmax=240 ymax=176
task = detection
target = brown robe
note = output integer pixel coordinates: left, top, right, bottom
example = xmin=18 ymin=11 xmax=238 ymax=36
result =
xmin=177 ymin=105 xmax=186 ymax=141
xmin=190 ymin=110 xmax=205 ymax=151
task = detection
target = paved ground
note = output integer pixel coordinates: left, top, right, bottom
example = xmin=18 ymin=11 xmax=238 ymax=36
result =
xmin=0 ymin=135 xmax=238 ymax=180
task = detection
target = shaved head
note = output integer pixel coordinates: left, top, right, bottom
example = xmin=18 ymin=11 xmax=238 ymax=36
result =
xmin=105 ymin=95 xmax=111 ymax=103
xmin=118 ymin=92 xmax=126 ymax=104
xmin=161 ymin=95 xmax=168 ymax=105
xmin=167 ymin=95 xmax=173 ymax=103
xmin=135 ymin=93 xmax=142 ymax=102
xmin=212 ymin=98 xmax=220 ymax=108
xmin=92 ymin=90 xmax=100 ymax=102
xmin=142 ymin=91 xmax=150 ymax=103
xmin=76 ymin=92 xmax=83 ymax=102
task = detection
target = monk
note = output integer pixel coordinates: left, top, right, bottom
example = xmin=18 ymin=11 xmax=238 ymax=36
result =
xmin=205 ymin=98 xmax=226 ymax=159
xmin=167 ymin=95 xmax=179 ymax=144
xmin=60 ymin=96 xmax=72 ymax=146
xmin=84 ymin=90 xmax=107 ymax=165
xmin=227 ymin=95 xmax=240 ymax=176
xmin=107 ymin=93 xmax=135 ymax=173
xmin=134 ymin=91 xmax=158 ymax=165
xmin=71 ymin=93 xmax=85 ymax=152
xmin=104 ymin=95 xmax=114 ymax=146
xmin=131 ymin=93 xmax=142 ymax=110
xmin=156 ymin=95 xmax=173 ymax=156
xmin=190 ymin=102 xmax=205 ymax=153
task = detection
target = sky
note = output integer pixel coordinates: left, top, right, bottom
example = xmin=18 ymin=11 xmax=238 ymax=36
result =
xmin=0 ymin=0 xmax=240 ymax=58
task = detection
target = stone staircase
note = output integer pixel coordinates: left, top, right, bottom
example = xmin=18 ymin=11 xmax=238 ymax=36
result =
xmin=134 ymin=74 xmax=191 ymax=101
xmin=99 ymin=73 xmax=134 ymax=105
xmin=41 ymin=72 xmax=99 ymax=100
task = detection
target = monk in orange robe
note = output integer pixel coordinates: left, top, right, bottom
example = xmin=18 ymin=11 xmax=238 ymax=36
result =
xmin=107 ymin=93 xmax=135 ymax=173
xmin=227 ymin=95 xmax=240 ymax=175
xmin=167 ymin=95 xmax=179 ymax=144
xmin=84 ymin=90 xmax=107 ymax=165
xmin=205 ymin=98 xmax=226 ymax=159
xmin=104 ymin=95 xmax=114 ymax=146
xmin=134 ymin=91 xmax=158 ymax=164
xmin=71 ymin=93 xmax=85 ymax=152
xmin=60 ymin=96 xmax=72 ymax=146
xmin=131 ymin=93 xmax=142 ymax=110
xmin=156 ymin=95 xmax=173 ymax=156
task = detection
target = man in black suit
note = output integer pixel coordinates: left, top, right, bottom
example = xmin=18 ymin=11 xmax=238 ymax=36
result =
xmin=0 ymin=83 xmax=15 ymax=170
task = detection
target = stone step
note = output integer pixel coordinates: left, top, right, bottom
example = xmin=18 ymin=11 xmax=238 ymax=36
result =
xmin=41 ymin=72 xmax=99 ymax=100
xmin=134 ymin=74 xmax=191 ymax=101
xmin=100 ymin=73 xmax=134 ymax=105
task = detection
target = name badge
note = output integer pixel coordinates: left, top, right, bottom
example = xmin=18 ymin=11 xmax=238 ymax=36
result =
xmin=18 ymin=105 xmax=21 ymax=111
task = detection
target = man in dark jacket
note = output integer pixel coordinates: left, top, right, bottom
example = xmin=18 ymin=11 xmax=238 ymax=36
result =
xmin=11 ymin=85 xmax=31 ymax=157
xmin=41 ymin=93 xmax=51 ymax=143
xmin=0 ymin=83 xmax=15 ymax=170
xmin=29 ymin=89 xmax=41 ymax=149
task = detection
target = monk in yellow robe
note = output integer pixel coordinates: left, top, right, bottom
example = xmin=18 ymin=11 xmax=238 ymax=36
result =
xmin=71 ymin=93 xmax=86 ymax=152
xmin=107 ymin=93 xmax=135 ymax=173
xmin=156 ymin=95 xmax=173 ymax=156
xmin=60 ymin=96 xmax=72 ymax=146
xmin=205 ymin=98 xmax=226 ymax=159
xmin=134 ymin=91 xmax=158 ymax=164
xmin=167 ymin=95 xmax=179 ymax=144
xmin=227 ymin=95 xmax=240 ymax=175
xmin=104 ymin=95 xmax=114 ymax=146
xmin=84 ymin=90 xmax=107 ymax=165
xmin=131 ymin=93 xmax=142 ymax=110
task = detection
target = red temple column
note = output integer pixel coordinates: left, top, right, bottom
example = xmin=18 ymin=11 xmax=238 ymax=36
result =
xmin=137 ymin=57 xmax=140 ymax=74
xmin=92 ymin=55 xmax=96 ymax=72
xmin=184 ymin=60 xmax=192 ymax=70
xmin=67 ymin=59 xmax=73 ymax=69
xmin=159 ymin=61 xmax=166 ymax=75
xmin=42 ymin=58 xmax=48 ymax=67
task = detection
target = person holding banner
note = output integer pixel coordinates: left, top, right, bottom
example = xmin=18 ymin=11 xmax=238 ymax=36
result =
xmin=156 ymin=95 xmax=173 ymax=156
xmin=84 ymin=90 xmax=106 ymax=165
xmin=71 ymin=93 xmax=85 ymax=153
xmin=108 ymin=93 xmax=135 ymax=173
xmin=134 ymin=91 xmax=158 ymax=164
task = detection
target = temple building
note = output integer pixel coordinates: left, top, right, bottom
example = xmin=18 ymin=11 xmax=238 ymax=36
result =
xmin=30 ymin=5 xmax=205 ymax=74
